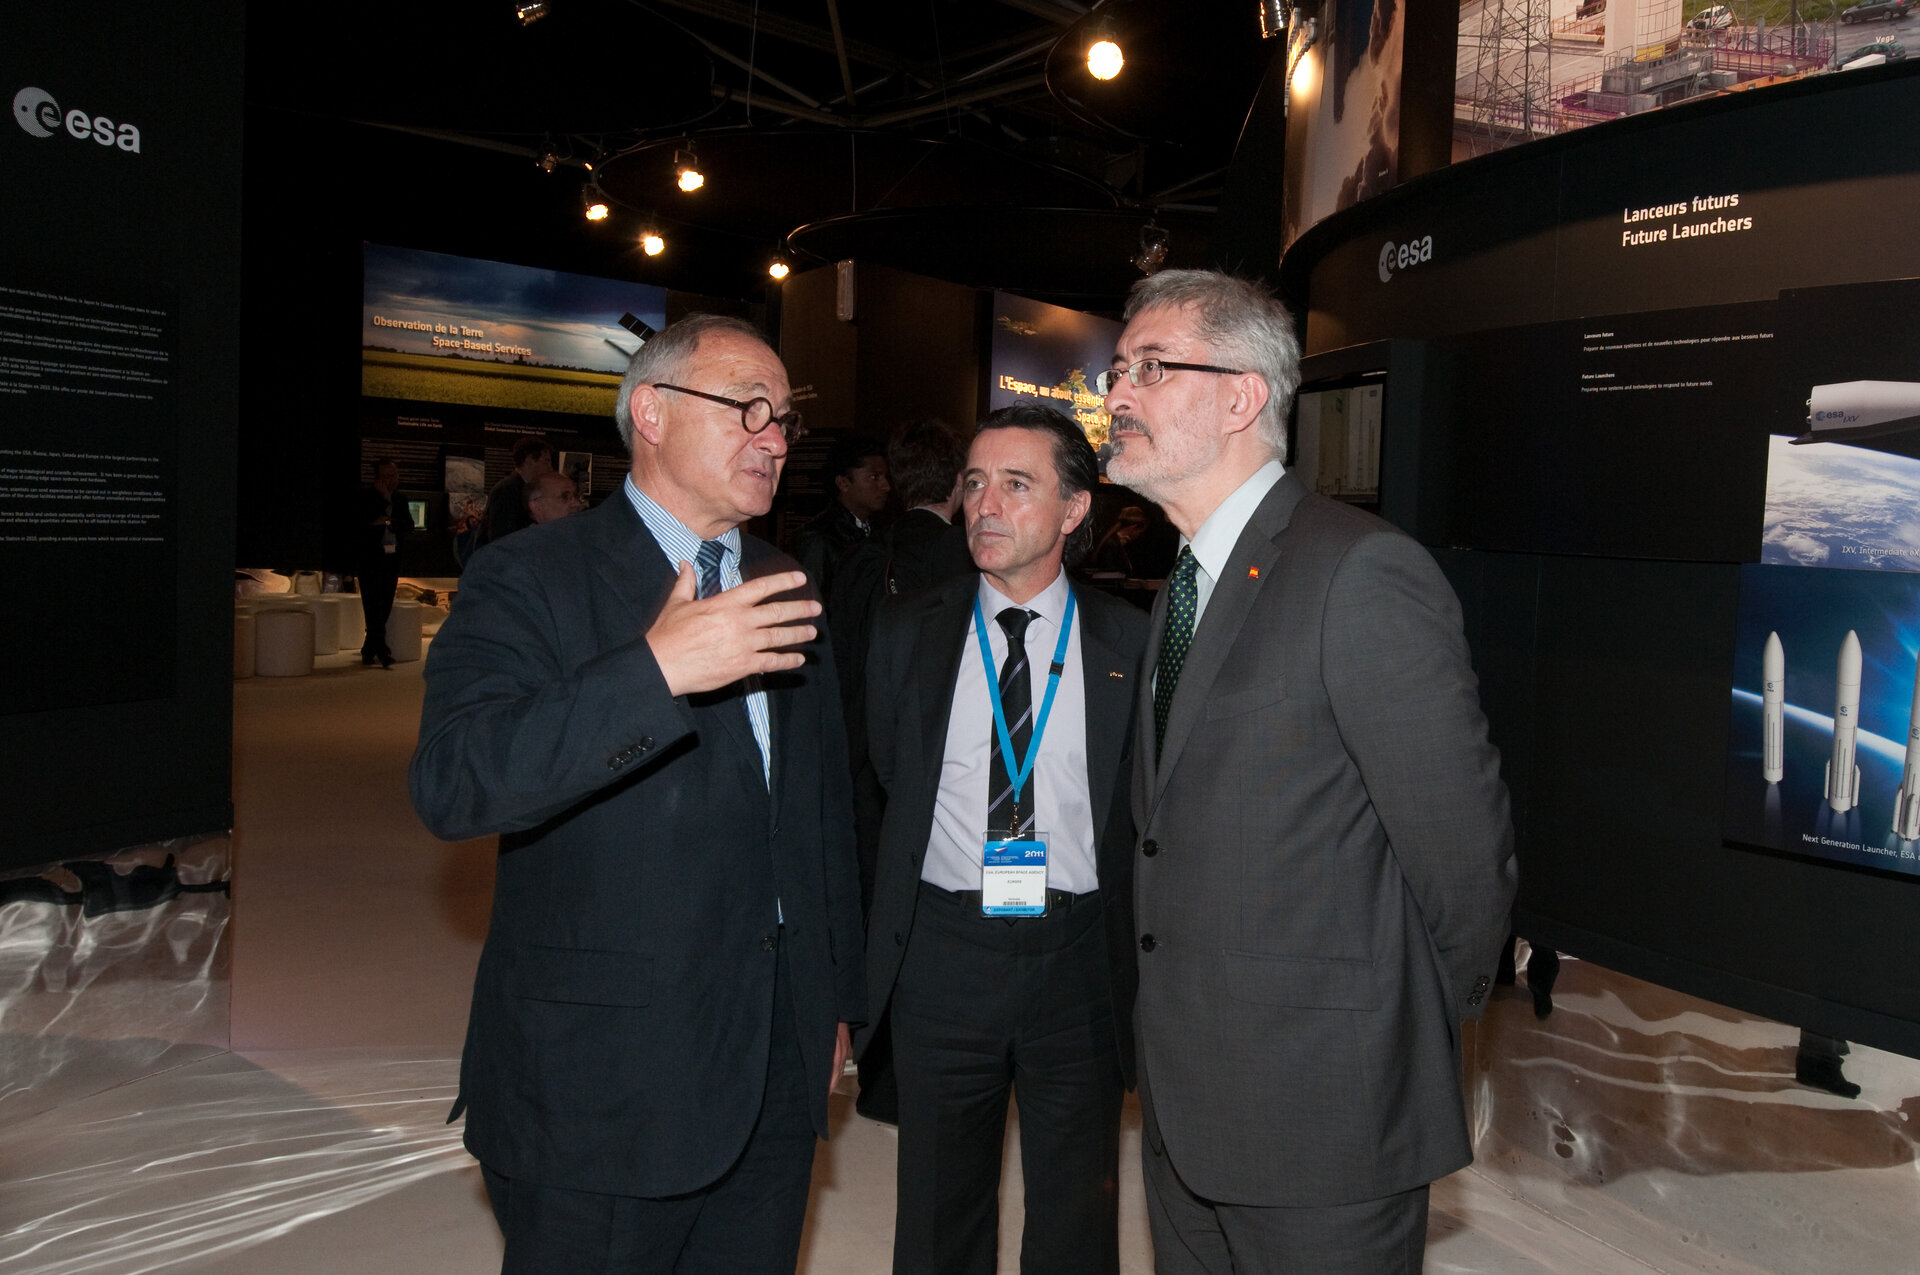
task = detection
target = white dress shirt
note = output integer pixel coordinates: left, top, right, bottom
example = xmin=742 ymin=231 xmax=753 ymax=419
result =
xmin=921 ymin=567 xmax=1100 ymax=895
xmin=1182 ymin=458 xmax=1285 ymax=627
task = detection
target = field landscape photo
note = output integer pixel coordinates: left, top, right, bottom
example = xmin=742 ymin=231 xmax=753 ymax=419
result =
xmin=362 ymin=244 xmax=667 ymax=416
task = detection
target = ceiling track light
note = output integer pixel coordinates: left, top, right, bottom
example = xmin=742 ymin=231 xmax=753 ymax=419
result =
xmin=515 ymin=2 xmax=550 ymax=26
xmin=1259 ymin=0 xmax=1289 ymax=38
xmin=768 ymin=258 xmax=790 ymax=281
xmin=582 ymin=181 xmax=610 ymax=222
xmin=639 ymin=226 xmax=666 ymax=256
xmin=1132 ymin=218 xmax=1169 ymax=276
xmin=673 ymin=145 xmax=704 ymax=194
xmin=535 ymin=147 xmax=558 ymax=174
xmin=1087 ymin=33 xmax=1124 ymax=80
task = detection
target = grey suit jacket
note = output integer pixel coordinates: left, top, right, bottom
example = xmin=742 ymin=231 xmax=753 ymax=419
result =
xmin=861 ymin=572 xmax=1150 ymax=1085
xmin=1133 ymin=471 xmax=1515 ymax=1207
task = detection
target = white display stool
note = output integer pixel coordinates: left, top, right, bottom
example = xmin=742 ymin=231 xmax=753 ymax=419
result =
xmin=233 ymin=611 xmax=256 ymax=680
xmin=386 ymin=600 xmax=425 ymax=663
xmin=254 ymin=608 xmax=316 ymax=677
xmin=334 ymin=594 xmax=368 ymax=652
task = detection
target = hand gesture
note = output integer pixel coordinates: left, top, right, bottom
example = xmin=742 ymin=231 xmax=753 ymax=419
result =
xmin=646 ymin=566 xmax=819 ymax=696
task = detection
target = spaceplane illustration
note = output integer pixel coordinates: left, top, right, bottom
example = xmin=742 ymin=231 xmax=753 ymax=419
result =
xmin=1793 ymin=381 xmax=1920 ymax=446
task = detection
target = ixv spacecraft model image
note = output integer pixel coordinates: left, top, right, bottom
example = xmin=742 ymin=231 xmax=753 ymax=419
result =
xmin=1827 ymin=630 xmax=1863 ymax=813
xmin=1794 ymin=381 xmax=1920 ymax=446
xmin=1763 ymin=631 xmax=1785 ymax=784
xmin=1894 ymin=648 xmax=1920 ymax=840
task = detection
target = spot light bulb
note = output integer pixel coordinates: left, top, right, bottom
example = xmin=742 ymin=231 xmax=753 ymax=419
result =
xmin=641 ymin=232 xmax=665 ymax=256
xmin=677 ymin=167 xmax=705 ymax=193
xmin=768 ymin=260 xmax=790 ymax=280
xmin=584 ymin=200 xmax=609 ymax=221
xmin=1087 ymin=39 xmax=1124 ymax=80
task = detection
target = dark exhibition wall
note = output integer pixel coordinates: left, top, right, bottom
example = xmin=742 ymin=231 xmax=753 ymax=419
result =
xmin=1 ymin=6 xmax=245 ymax=869
xmin=1259 ymin=63 xmax=1920 ymax=1056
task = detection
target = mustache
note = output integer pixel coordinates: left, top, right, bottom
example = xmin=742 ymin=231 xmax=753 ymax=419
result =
xmin=968 ymin=515 xmax=1012 ymax=539
xmin=1109 ymin=414 xmax=1151 ymax=440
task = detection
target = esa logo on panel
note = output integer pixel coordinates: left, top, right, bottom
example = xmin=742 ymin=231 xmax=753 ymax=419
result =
xmin=1377 ymin=236 xmax=1433 ymax=283
xmin=13 ymin=87 xmax=142 ymax=152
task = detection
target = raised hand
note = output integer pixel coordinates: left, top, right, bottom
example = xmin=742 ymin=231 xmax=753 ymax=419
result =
xmin=646 ymin=565 xmax=820 ymax=696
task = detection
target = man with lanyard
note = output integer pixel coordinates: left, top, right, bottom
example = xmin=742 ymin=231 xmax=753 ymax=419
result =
xmin=860 ymin=404 xmax=1149 ymax=1275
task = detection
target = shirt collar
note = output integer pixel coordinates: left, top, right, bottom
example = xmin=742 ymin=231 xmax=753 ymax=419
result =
xmin=1182 ymin=459 xmax=1285 ymax=583
xmin=624 ymin=474 xmax=741 ymax=564
xmin=976 ymin=564 xmax=1070 ymax=631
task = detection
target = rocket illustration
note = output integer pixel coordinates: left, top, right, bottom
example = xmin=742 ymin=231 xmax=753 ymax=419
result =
xmin=1762 ymin=631 xmax=1785 ymax=784
xmin=1826 ymin=630 xmax=1862 ymax=813
xmin=1894 ymin=648 xmax=1920 ymax=840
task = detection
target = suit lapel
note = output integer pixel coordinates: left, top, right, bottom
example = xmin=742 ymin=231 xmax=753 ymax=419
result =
xmin=1148 ymin=474 xmax=1307 ymax=815
xmin=1074 ymin=585 xmax=1132 ymax=843
xmin=915 ymin=576 xmax=977 ymax=778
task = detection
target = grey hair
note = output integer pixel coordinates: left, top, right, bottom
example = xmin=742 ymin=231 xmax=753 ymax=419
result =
xmin=1123 ymin=270 xmax=1301 ymax=463
xmin=612 ymin=313 xmax=772 ymax=453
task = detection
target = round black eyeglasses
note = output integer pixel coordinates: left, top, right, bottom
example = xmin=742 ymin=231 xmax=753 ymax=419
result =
xmin=652 ymin=383 xmax=808 ymax=442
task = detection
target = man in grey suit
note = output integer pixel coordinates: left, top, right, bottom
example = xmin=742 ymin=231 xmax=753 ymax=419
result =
xmin=1100 ymin=269 xmax=1516 ymax=1273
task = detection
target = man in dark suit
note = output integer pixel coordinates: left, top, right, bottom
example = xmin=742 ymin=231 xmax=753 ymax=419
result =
xmin=478 ymin=435 xmax=553 ymax=547
xmin=862 ymin=404 xmax=1150 ymax=1275
xmin=355 ymin=457 xmax=411 ymax=668
xmin=410 ymin=313 xmax=864 ymax=1274
xmin=1101 ymin=270 xmax=1516 ymax=1273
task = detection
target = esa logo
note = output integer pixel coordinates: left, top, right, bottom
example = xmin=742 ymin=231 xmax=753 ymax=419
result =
xmin=1377 ymin=235 xmax=1433 ymax=283
xmin=13 ymin=87 xmax=142 ymax=153
xmin=1813 ymin=410 xmax=1859 ymax=424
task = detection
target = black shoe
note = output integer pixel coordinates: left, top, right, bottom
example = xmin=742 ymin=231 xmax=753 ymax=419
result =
xmin=361 ymin=651 xmax=377 ymax=666
xmin=1530 ymin=984 xmax=1554 ymax=1019
xmin=1795 ymin=1054 xmax=1862 ymax=1099
xmin=378 ymin=653 xmax=395 ymax=669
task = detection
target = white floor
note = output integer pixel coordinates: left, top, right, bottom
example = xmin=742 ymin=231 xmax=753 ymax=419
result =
xmin=4 ymin=643 xmax=1917 ymax=1272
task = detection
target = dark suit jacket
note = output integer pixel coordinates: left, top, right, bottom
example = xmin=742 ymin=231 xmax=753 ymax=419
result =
xmin=859 ymin=571 xmax=1150 ymax=1086
xmin=1133 ymin=471 xmax=1516 ymax=1208
xmin=410 ymin=496 xmax=866 ymax=1199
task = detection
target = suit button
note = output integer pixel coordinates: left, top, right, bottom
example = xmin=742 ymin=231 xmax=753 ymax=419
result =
xmin=1468 ymin=991 xmax=1484 ymax=1005
xmin=1142 ymin=839 xmax=1159 ymax=857
xmin=1139 ymin=934 xmax=1157 ymax=952
xmin=637 ymin=737 xmax=653 ymax=753
xmin=606 ymin=754 xmax=624 ymax=769
xmin=761 ymin=936 xmax=776 ymax=952
xmin=894 ymin=931 xmax=905 ymax=947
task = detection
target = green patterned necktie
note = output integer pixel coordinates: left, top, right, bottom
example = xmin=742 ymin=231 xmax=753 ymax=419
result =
xmin=1154 ymin=547 xmax=1200 ymax=759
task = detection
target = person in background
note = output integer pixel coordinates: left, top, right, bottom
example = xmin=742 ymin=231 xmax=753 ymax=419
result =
xmin=525 ymin=470 xmax=584 ymax=525
xmin=479 ymin=436 xmax=554 ymax=547
xmin=1104 ymin=269 xmax=1516 ymax=1274
xmin=410 ymin=313 xmax=863 ymax=1274
xmin=790 ymin=433 xmax=888 ymax=608
xmin=1091 ymin=505 xmax=1150 ymax=576
xmin=356 ymin=457 xmax=411 ymax=669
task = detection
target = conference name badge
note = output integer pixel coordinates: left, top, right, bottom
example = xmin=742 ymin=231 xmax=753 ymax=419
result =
xmin=982 ymin=833 xmax=1049 ymax=916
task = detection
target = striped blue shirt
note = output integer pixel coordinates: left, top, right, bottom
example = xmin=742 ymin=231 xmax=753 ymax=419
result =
xmin=624 ymin=475 xmax=772 ymax=786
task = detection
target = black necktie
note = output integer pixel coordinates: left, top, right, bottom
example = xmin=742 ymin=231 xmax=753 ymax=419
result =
xmin=988 ymin=607 xmax=1037 ymax=836
xmin=695 ymin=540 xmax=726 ymax=600
xmin=1154 ymin=547 xmax=1200 ymax=759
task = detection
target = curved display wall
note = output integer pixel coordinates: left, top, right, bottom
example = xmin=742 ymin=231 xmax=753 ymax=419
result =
xmin=1272 ymin=64 xmax=1920 ymax=1055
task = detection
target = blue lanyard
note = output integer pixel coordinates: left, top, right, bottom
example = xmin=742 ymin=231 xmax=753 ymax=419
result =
xmin=973 ymin=588 xmax=1077 ymax=809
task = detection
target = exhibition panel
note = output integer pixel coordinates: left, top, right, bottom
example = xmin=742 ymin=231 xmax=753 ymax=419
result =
xmin=0 ymin=4 xmax=243 ymax=868
xmin=1275 ymin=63 xmax=1920 ymax=1055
